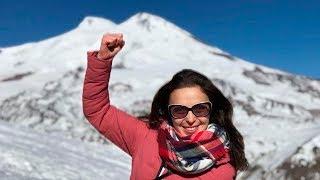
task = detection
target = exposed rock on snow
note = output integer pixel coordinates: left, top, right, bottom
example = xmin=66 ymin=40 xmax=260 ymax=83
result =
xmin=1 ymin=12 xmax=320 ymax=179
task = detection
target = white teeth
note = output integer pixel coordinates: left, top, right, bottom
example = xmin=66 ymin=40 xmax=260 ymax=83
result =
xmin=185 ymin=127 xmax=197 ymax=131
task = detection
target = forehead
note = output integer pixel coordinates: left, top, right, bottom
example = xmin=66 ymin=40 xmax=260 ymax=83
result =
xmin=169 ymin=86 xmax=209 ymax=106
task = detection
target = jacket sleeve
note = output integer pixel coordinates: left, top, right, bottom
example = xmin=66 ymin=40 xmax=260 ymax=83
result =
xmin=82 ymin=51 xmax=148 ymax=156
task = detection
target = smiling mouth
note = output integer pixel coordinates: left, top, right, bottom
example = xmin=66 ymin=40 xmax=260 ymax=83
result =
xmin=183 ymin=126 xmax=199 ymax=133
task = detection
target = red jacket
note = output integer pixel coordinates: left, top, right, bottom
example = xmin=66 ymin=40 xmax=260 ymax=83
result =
xmin=82 ymin=51 xmax=236 ymax=180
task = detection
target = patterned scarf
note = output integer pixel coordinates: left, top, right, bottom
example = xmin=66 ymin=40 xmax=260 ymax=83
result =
xmin=157 ymin=122 xmax=231 ymax=176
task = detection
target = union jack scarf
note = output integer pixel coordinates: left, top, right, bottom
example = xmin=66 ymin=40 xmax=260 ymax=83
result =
xmin=156 ymin=122 xmax=231 ymax=178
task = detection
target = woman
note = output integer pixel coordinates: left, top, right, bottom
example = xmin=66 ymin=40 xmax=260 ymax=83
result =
xmin=83 ymin=33 xmax=249 ymax=179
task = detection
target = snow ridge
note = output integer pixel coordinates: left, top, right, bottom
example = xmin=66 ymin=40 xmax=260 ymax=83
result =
xmin=0 ymin=12 xmax=320 ymax=179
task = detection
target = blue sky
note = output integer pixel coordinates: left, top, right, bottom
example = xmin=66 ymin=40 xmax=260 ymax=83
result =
xmin=1 ymin=0 xmax=320 ymax=78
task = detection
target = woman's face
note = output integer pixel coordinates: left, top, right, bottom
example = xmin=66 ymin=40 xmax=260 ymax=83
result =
xmin=168 ymin=86 xmax=210 ymax=136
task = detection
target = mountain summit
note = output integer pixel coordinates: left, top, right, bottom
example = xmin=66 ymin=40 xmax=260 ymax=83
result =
xmin=0 ymin=12 xmax=319 ymax=179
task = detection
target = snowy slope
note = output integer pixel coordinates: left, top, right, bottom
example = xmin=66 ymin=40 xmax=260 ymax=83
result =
xmin=0 ymin=12 xmax=320 ymax=179
xmin=0 ymin=121 xmax=130 ymax=179
xmin=258 ymin=132 xmax=320 ymax=180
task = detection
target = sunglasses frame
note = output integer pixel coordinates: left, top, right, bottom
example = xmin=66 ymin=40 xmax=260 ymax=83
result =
xmin=167 ymin=101 xmax=212 ymax=119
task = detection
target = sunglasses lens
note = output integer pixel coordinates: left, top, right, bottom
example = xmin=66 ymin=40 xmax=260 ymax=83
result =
xmin=169 ymin=102 xmax=211 ymax=119
xmin=193 ymin=103 xmax=211 ymax=117
xmin=170 ymin=106 xmax=188 ymax=119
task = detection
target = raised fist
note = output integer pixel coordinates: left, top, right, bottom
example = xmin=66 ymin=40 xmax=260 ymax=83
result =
xmin=97 ymin=33 xmax=125 ymax=60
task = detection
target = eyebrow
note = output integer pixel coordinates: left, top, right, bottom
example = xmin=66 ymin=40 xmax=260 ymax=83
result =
xmin=168 ymin=101 xmax=211 ymax=108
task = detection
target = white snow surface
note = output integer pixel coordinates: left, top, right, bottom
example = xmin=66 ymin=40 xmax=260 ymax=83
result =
xmin=291 ymin=133 xmax=320 ymax=167
xmin=0 ymin=121 xmax=131 ymax=179
xmin=0 ymin=12 xmax=320 ymax=179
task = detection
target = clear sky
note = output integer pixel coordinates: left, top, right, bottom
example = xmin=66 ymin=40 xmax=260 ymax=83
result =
xmin=1 ymin=0 xmax=320 ymax=79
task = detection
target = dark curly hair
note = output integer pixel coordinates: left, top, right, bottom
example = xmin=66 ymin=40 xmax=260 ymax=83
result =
xmin=147 ymin=69 xmax=249 ymax=171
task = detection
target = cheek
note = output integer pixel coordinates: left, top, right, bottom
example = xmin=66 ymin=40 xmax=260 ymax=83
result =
xmin=172 ymin=120 xmax=181 ymax=129
xmin=196 ymin=115 xmax=210 ymax=124
xmin=201 ymin=116 xmax=210 ymax=124
xmin=172 ymin=120 xmax=186 ymax=133
xmin=198 ymin=117 xmax=210 ymax=130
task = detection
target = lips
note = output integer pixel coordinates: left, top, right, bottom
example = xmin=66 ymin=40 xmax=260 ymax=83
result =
xmin=183 ymin=126 xmax=199 ymax=134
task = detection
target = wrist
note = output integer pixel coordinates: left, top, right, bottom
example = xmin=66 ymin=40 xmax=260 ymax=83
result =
xmin=97 ymin=51 xmax=115 ymax=61
xmin=97 ymin=51 xmax=106 ymax=60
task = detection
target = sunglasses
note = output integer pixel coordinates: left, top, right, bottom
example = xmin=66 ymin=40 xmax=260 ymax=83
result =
xmin=168 ymin=101 xmax=212 ymax=119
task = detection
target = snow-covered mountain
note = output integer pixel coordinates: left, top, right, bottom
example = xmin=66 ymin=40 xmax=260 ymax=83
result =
xmin=0 ymin=12 xmax=320 ymax=179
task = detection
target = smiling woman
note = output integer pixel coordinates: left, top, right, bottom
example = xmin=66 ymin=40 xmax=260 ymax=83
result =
xmin=168 ymin=86 xmax=211 ymax=136
xmin=82 ymin=33 xmax=249 ymax=179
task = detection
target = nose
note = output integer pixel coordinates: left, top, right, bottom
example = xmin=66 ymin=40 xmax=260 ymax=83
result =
xmin=185 ymin=111 xmax=196 ymax=124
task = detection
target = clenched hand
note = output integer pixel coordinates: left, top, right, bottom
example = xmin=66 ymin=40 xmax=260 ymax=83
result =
xmin=97 ymin=33 xmax=125 ymax=60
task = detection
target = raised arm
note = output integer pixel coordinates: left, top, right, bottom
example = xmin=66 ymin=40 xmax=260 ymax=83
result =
xmin=82 ymin=33 xmax=148 ymax=156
